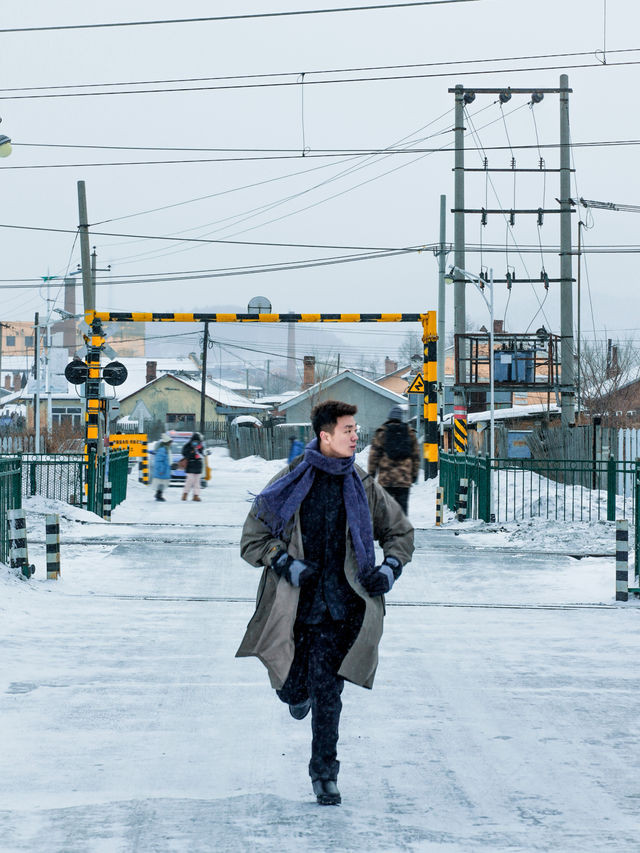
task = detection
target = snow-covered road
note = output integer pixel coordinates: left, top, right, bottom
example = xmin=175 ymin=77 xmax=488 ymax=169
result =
xmin=1 ymin=450 xmax=638 ymax=852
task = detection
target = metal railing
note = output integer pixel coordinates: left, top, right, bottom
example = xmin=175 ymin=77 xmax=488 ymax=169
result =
xmin=0 ymin=450 xmax=129 ymax=520
xmin=87 ymin=450 xmax=129 ymax=516
xmin=0 ymin=456 xmax=22 ymax=564
xmin=21 ymin=453 xmax=85 ymax=506
xmin=440 ymin=452 xmax=638 ymax=524
xmin=107 ymin=449 xmax=129 ymax=509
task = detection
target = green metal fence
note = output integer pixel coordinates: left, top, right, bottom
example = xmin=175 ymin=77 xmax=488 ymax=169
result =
xmin=636 ymin=468 xmax=640 ymax=584
xmin=107 ymin=449 xmax=129 ymax=510
xmin=440 ymin=452 xmax=638 ymax=525
xmin=0 ymin=450 xmax=129 ymax=519
xmin=87 ymin=449 xmax=129 ymax=516
xmin=21 ymin=453 xmax=85 ymax=506
xmin=0 ymin=456 xmax=22 ymax=564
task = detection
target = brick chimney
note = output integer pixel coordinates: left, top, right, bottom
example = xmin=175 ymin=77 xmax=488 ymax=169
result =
xmin=385 ymin=356 xmax=398 ymax=375
xmin=4 ymin=374 xmax=11 ymax=390
xmin=13 ymin=372 xmax=22 ymax=392
xmin=146 ymin=360 xmax=157 ymax=383
xmin=493 ymin=320 xmax=504 ymax=334
xmin=302 ymin=355 xmax=316 ymax=389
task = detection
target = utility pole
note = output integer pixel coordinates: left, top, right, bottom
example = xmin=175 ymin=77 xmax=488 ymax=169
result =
xmin=265 ymin=359 xmax=270 ymax=395
xmin=436 ymin=194 xmax=447 ymax=441
xmin=77 ymin=181 xmax=94 ymax=314
xmin=199 ymin=321 xmax=209 ymax=435
xmin=34 ymin=313 xmax=40 ymax=453
xmin=559 ymin=73 xmax=575 ymax=425
xmin=453 ymin=84 xmax=467 ymax=450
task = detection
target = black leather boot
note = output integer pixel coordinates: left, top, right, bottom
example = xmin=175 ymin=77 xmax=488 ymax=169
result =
xmin=312 ymin=780 xmax=341 ymax=805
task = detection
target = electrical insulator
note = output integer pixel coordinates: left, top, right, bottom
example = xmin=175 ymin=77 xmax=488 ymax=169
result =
xmin=499 ymin=90 xmax=512 ymax=104
xmin=481 ymin=208 xmax=487 ymax=226
xmin=531 ymin=91 xmax=544 ymax=104
xmin=506 ymin=272 xmax=513 ymax=290
xmin=537 ymin=208 xmax=544 ymax=226
xmin=463 ymin=91 xmax=476 ymax=105
xmin=540 ymin=271 xmax=550 ymax=290
xmin=509 ymin=210 xmax=515 ymax=226
xmin=511 ymin=157 xmax=516 ymax=170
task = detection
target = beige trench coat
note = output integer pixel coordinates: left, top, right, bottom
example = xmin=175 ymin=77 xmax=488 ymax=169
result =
xmin=236 ymin=461 xmax=414 ymax=690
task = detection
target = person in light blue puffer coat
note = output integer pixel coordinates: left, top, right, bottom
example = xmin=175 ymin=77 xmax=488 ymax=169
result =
xmin=152 ymin=433 xmax=172 ymax=501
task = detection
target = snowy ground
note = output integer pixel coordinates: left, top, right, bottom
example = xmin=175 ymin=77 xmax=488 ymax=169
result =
xmin=1 ymin=448 xmax=639 ymax=852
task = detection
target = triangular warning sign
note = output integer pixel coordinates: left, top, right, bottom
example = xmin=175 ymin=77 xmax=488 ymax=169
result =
xmin=407 ymin=374 xmax=425 ymax=394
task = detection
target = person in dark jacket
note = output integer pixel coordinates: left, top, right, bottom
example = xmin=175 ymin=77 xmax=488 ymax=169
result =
xmin=368 ymin=404 xmax=421 ymax=515
xmin=181 ymin=432 xmax=204 ymax=501
xmin=237 ymin=400 xmax=414 ymax=806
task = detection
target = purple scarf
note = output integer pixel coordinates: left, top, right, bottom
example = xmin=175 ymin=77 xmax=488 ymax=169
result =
xmin=253 ymin=438 xmax=375 ymax=577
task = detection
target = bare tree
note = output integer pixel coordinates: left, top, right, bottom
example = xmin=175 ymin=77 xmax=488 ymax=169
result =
xmin=579 ymin=338 xmax=640 ymax=427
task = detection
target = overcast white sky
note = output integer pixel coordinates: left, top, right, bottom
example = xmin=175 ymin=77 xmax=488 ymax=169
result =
xmin=0 ymin=0 xmax=638 ymax=366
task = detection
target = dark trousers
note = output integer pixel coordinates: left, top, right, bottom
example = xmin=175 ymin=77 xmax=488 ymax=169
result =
xmin=384 ymin=485 xmax=409 ymax=515
xmin=277 ymin=615 xmax=360 ymax=782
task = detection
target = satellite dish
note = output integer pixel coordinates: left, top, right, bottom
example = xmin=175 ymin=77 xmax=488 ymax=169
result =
xmin=247 ymin=296 xmax=272 ymax=315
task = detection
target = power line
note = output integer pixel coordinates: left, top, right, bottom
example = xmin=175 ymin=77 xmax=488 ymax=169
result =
xmin=0 ymin=2 xmax=478 ymax=34
xmin=6 ymin=139 xmax=640 ymax=170
xmin=0 ymin=222 xmax=422 ymax=252
xmin=1 ymin=58 xmax=638 ymax=101
xmin=5 ymin=47 xmax=637 ymax=96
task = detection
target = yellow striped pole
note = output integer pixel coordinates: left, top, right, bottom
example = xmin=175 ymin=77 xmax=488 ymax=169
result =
xmin=84 ymin=317 xmax=105 ymax=500
xmin=87 ymin=311 xmax=425 ymax=324
xmin=422 ymin=311 xmax=438 ymax=479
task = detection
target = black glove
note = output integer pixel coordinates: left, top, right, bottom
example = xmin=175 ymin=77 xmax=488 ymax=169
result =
xmin=360 ymin=556 xmax=402 ymax=597
xmin=272 ymin=550 xmax=317 ymax=587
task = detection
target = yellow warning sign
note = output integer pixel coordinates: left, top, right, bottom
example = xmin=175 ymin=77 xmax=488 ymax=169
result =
xmin=407 ymin=374 xmax=425 ymax=394
xmin=109 ymin=433 xmax=148 ymax=459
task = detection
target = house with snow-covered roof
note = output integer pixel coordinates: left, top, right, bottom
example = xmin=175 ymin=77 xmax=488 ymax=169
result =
xmin=117 ymin=372 xmax=268 ymax=435
xmin=278 ymin=369 xmax=408 ymax=436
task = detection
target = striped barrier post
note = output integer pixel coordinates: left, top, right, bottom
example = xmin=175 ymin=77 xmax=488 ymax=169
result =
xmin=616 ymin=519 xmax=629 ymax=602
xmin=435 ymin=486 xmax=444 ymax=526
xmin=7 ymin=509 xmax=35 ymax=578
xmin=453 ymin=404 xmax=467 ymax=453
xmin=456 ymin=478 xmax=468 ymax=523
xmin=103 ymin=481 xmax=112 ymax=521
xmin=138 ymin=438 xmax=149 ymax=485
xmin=46 ymin=514 xmax=61 ymax=580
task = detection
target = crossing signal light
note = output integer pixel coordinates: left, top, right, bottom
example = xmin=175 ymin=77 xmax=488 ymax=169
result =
xmin=102 ymin=361 xmax=128 ymax=387
xmin=64 ymin=358 xmax=89 ymax=385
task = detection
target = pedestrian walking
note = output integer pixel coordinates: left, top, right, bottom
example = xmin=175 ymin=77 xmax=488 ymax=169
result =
xmin=181 ymin=432 xmax=204 ymax=501
xmin=237 ymin=400 xmax=414 ymax=806
xmin=368 ymin=404 xmax=421 ymax=515
xmin=151 ymin=433 xmax=172 ymax=501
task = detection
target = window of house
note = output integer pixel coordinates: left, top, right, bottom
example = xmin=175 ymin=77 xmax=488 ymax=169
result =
xmin=24 ymin=336 xmax=33 ymax=347
xmin=52 ymin=406 xmax=83 ymax=427
xmin=166 ymin=413 xmax=196 ymax=427
xmin=5 ymin=336 xmax=15 ymax=346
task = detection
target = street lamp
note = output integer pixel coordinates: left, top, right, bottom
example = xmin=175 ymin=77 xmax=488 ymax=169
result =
xmin=445 ymin=266 xmax=496 ymax=519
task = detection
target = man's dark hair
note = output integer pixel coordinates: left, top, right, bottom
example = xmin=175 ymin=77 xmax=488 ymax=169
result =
xmin=311 ymin=400 xmax=357 ymax=439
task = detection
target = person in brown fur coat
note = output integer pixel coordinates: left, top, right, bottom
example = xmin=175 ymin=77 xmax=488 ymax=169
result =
xmin=367 ymin=405 xmax=421 ymax=514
